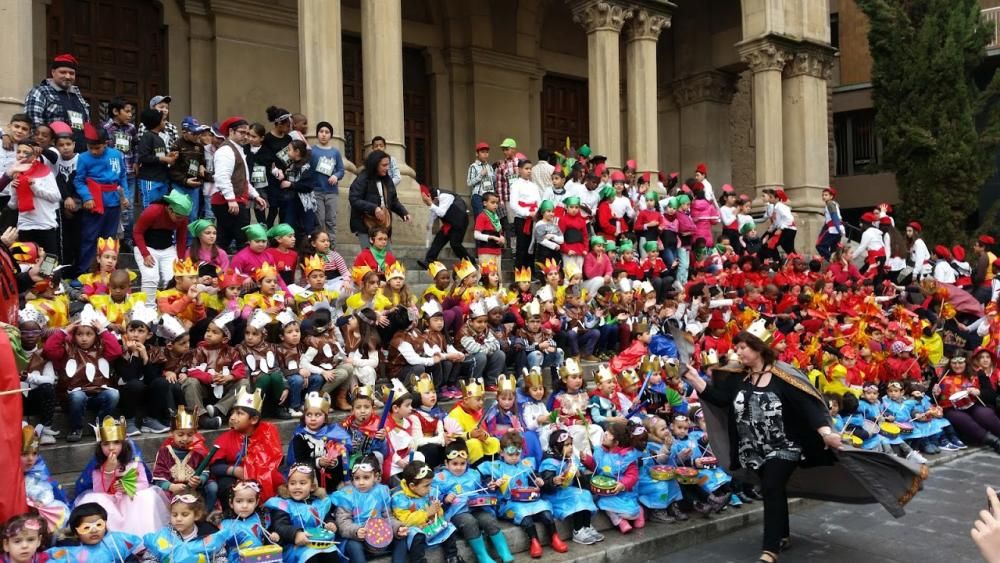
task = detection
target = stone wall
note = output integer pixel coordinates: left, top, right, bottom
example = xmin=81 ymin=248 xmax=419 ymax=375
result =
xmin=729 ymin=70 xmax=756 ymax=194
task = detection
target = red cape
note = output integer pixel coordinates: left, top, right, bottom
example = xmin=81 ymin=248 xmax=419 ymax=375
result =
xmin=0 ymin=329 xmax=27 ymax=521
xmin=213 ymin=423 xmax=284 ymax=501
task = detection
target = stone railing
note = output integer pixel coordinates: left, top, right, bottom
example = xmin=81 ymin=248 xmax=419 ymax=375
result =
xmin=986 ymin=7 xmax=1000 ymax=50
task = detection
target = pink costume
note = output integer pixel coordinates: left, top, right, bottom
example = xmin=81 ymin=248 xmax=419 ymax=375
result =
xmin=690 ymin=198 xmax=719 ymax=246
xmin=74 ymin=460 xmax=170 ymax=536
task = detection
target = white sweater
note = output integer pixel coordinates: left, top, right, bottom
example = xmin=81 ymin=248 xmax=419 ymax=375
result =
xmin=8 ymin=170 xmax=61 ymax=230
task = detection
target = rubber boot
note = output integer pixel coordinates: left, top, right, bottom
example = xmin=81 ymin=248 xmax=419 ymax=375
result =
xmin=550 ymin=533 xmax=569 ymax=553
xmin=467 ymin=535 xmax=496 ymax=563
xmin=529 ymin=538 xmax=543 ymax=558
xmin=984 ymin=433 xmax=1000 ymax=455
xmin=633 ymin=507 xmax=646 ymax=529
xmin=489 ymin=532 xmax=515 ymax=563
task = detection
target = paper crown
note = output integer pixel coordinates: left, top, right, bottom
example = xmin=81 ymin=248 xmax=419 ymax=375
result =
xmin=19 ymin=304 xmax=48 ymax=327
xmin=427 ymin=261 xmax=448 ymax=278
xmin=522 ymin=300 xmax=541 ymax=318
xmin=211 ymin=310 xmax=237 ymax=333
xmin=352 ymin=265 xmax=373 ymax=285
xmin=276 ymin=308 xmax=298 ymax=327
xmin=79 ymin=304 xmax=109 ymax=330
xmin=480 ymin=260 xmax=498 ymax=277
xmin=747 ymin=318 xmax=774 ymax=343
xmin=594 ymin=365 xmax=615 ymax=385
xmin=420 ymin=300 xmax=442 ymax=317
xmin=618 ymin=369 xmax=640 ymax=388
xmin=234 ymin=387 xmax=264 ymax=413
xmin=514 ymin=267 xmax=532 ymax=284
xmin=253 ymin=262 xmax=278 ymax=282
xmin=454 ymin=258 xmax=477 ymax=280
xmin=98 ymin=416 xmax=127 ymax=442
xmin=411 ymin=372 xmax=435 ymax=394
xmin=303 ymin=392 xmax=331 ymax=414
xmin=640 ymin=355 xmax=662 ymax=375
xmin=701 ymin=349 xmax=720 ymax=367
xmin=560 ymin=357 xmax=582 ymax=379
xmin=302 ymin=255 xmax=325 ymax=276
xmin=469 ymin=300 xmax=489 ymax=318
xmin=174 ymin=405 xmax=197 ymax=430
xmin=536 ymin=258 xmax=558 ymax=275
xmin=632 ymin=321 xmax=650 ymax=334
xmin=497 ymin=373 xmax=518 ymax=394
xmin=10 ymin=241 xmax=39 ymax=265
xmin=619 ymin=278 xmax=633 ymax=292
xmin=248 ymin=309 xmax=273 ymax=330
xmin=127 ymin=302 xmax=158 ymax=327
xmin=459 ymin=378 xmax=485 ymax=398
xmin=535 ymin=285 xmax=554 ymax=303
xmin=484 ymin=295 xmax=503 ymax=312
xmin=218 ymin=269 xmax=246 ymax=289
xmin=381 ymin=378 xmax=410 ymax=403
xmin=172 ymin=257 xmax=199 ymax=277
xmin=21 ymin=424 xmax=39 ymax=454
xmin=563 ymin=262 xmax=581 ymax=280
xmin=352 ymin=384 xmax=376 ymax=402
xmin=157 ymin=314 xmax=187 ymax=341
xmin=97 ymin=237 xmax=120 ymax=256
xmin=384 ymin=261 xmax=406 ymax=281
xmin=637 ymin=281 xmax=655 ymax=295
xmin=523 ymin=366 xmax=544 ymax=388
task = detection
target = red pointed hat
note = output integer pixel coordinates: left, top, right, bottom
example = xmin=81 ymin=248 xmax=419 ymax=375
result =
xmin=83 ymin=122 xmax=101 ymax=143
xmin=695 ymin=162 xmax=707 ymax=175
xmin=979 ymin=235 xmax=995 ymax=246
xmin=952 ymin=245 xmax=966 ymax=262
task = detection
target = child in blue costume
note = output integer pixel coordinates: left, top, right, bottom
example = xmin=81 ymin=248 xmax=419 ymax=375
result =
xmin=483 ymin=373 xmax=541 ymax=465
xmin=263 ymin=464 xmax=339 ymax=563
xmin=882 ymin=381 xmax=940 ymax=455
xmin=516 ymin=369 xmax=556 ymax=452
xmin=908 ymin=382 xmax=966 ymax=450
xmin=434 ymin=439 xmax=514 ymax=563
xmin=331 ymin=455 xmax=407 ymax=563
xmin=840 ymin=391 xmax=893 ymax=452
xmin=21 ymin=426 xmax=69 ymax=532
xmin=636 ymin=417 xmax=685 ymax=522
xmin=536 ymin=429 xmax=604 ymax=546
xmin=218 ymin=481 xmax=280 ymax=563
xmin=287 ymin=392 xmax=352 ymax=494
xmin=588 ymin=366 xmax=629 ymax=430
xmin=46 ymin=503 xmax=144 ymax=563
xmin=588 ymin=421 xmax=643 ymax=534
xmin=390 ymin=461 xmax=460 ymax=563
xmin=477 ymin=432 xmax=567 ymax=558
xmin=856 ymin=385 xmax=924 ymax=462
xmin=143 ymin=494 xmax=228 ymax=563
xmin=690 ymin=410 xmax=736 ymax=507
xmin=3 ymin=512 xmax=51 ymax=563
xmin=668 ymin=415 xmax=723 ymax=514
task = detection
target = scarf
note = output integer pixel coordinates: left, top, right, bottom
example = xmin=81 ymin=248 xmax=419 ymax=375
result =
xmin=369 ymin=246 xmax=388 ymax=270
xmin=484 ymin=209 xmax=502 ymax=232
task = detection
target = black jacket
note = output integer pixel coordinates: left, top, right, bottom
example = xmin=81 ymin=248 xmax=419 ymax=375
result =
xmin=348 ymin=150 xmax=408 ymax=235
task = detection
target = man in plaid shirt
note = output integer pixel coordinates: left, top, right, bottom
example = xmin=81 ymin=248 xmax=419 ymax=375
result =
xmin=493 ymin=137 xmax=519 ymax=227
xmin=23 ymin=53 xmax=90 ymax=150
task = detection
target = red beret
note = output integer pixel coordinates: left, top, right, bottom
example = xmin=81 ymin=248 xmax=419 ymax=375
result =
xmin=220 ymin=116 xmax=247 ymax=137
xmin=952 ymin=245 xmax=966 ymax=262
xmin=642 ymin=171 xmax=651 ymax=183
xmin=626 ymin=159 xmax=637 ymax=171
xmin=83 ymin=122 xmax=101 ymax=143
xmin=669 ymin=172 xmax=679 ymax=180
xmin=419 ymin=184 xmax=432 ymax=198
xmin=51 ymin=53 xmax=78 ymax=70
xmin=934 ymin=245 xmax=951 ymax=259
xmin=695 ymin=162 xmax=708 ymax=175
xmin=707 ymin=313 xmax=726 ymax=331
xmin=721 ymin=183 xmax=734 ymax=193
xmin=879 ymin=216 xmax=892 ymax=226
xmin=594 ymin=163 xmax=606 ymax=177
xmin=861 ymin=212 xmax=876 ymax=224
xmin=774 ymin=188 xmax=788 ymax=202
xmin=610 ymin=170 xmax=626 ymax=183
xmin=823 ymin=186 xmax=837 ymax=197
xmin=907 ymin=221 xmax=922 ymax=233
xmin=979 ymin=235 xmax=995 ymax=246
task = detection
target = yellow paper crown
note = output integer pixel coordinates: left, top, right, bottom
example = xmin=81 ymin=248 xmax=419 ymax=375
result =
xmin=640 ymin=355 xmax=661 ymax=375
xmin=617 ymin=369 xmax=640 ymax=388
xmin=539 ymin=258 xmax=560 ymax=275
xmin=514 ymin=267 xmax=532 ymax=284
xmin=174 ymin=406 xmax=197 ymax=430
xmin=22 ymin=425 xmax=39 ymax=454
xmin=563 ymin=262 xmax=582 ymax=280
xmin=459 ymin=378 xmax=485 ymax=398
xmin=560 ymin=357 xmax=582 ymax=379
xmin=302 ymin=255 xmax=325 ymax=276
xmin=234 ymin=387 xmax=264 ymax=412
xmin=524 ymin=366 xmax=544 ymax=389
xmin=497 ymin=373 xmax=518 ymax=394
xmin=253 ymin=262 xmax=278 ymax=283
xmin=411 ymin=373 xmax=435 ymax=394
xmin=352 ymin=265 xmax=373 ymax=285
xmin=172 ymin=257 xmax=199 ymax=277
xmin=353 ymin=384 xmax=376 ymax=402
xmin=427 ymin=261 xmax=448 ymax=278
xmin=99 ymin=416 xmax=127 ymax=442
xmin=480 ymin=260 xmax=498 ymax=277
xmin=454 ymin=258 xmax=477 ymax=280
xmin=385 ymin=261 xmax=406 ymax=281
xmin=97 ymin=237 xmax=120 ymax=256
xmin=303 ymin=392 xmax=331 ymax=414
xmin=594 ymin=365 xmax=615 ymax=385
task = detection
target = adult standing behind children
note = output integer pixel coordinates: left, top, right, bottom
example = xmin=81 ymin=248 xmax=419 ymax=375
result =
xmin=136 ymin=109 xmax=177 ymax=209
xmin=211 ymin=117 xmax=266 ymax=252
xmin=311 ymin=121 xmax=345 ymax=240
xmin=23 ymin=54 xmax=90 ymax=149
xmin=348 ymin=150 xmax=410 ymax=249
xmin=74 ymin=124 xmax=129 ymax=277
xmin=256 ymin=106 xmax=294 ymax=227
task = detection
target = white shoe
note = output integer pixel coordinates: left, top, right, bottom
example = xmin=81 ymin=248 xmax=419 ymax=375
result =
xmin=39 ymin=434 xmax=56 ymax=446
xmin=586 ymin=526 xmax=605 ymax=542
xmin=907 ymin=451 xmax=927 ymax=464
xmin=288 ymin=408 xmax=303 ymax=417
xmin=572 ymin=528 xmax=598 ymax=545
xmin=41 ymin=426 xmax=60 ymax=437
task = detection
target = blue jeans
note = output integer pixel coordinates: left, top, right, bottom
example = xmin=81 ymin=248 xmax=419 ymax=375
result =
xmin=173 ymin=183 xmax=203 ymax=222
xmin=463 ymin=350 xmax=506 ymax=387
xmin=342 ymin=539 xmax=408 ymax=563
xmin=138 ymin=179 xmax=169 ymax=208
xmin=287 ymin=374 xmax=324 ymax=409
xmin=471 ymin=193 xmax=484 ymax=220
xmin=79 ymin=205 xmax=121 ymax=276
xmin=202 ymin=480 xmax=219 ymax=512
xmin=527 ymin=348 xmax=564 ymax=369
xmin=121 ymin=177 xmax=136 ymax=243
xmin=66 ymin=388 xmax=119 ymax=431
xmin=564 ymin=328 xmax=599 ymax=356
xmin=597 ymin=324 xmax=619 ymax=354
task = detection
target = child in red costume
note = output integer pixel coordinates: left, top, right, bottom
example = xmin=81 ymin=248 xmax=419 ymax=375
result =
xmin=609 ymin=321 xmax=651 ymax=375
xmin=210 ymin=388 xmax=284 ymax=505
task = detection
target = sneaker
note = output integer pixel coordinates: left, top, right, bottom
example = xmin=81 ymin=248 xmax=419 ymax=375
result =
xmin=729 ymin=493 xmax=743 ymax=507
xmin=906 ymin=450 xmax=928 ymax=464
xmin=736 ymin=492 xmax=755 ymax=504
xmin=41 ymin=426 xmax=60 ymax=437
xmin=66 ymin=429 xmax=83 ymax=443
xmin=205 ymin=404 xmax=217 ymax=418
xmin=650 ymin=509 xmax=675 ymax=523
xmin=922 ymin=443 xmax=940 ymax=455
xmin=955 ymin=439 xmax=968 ymax=449
xmin=667 ymin=503 xmax=689 ymax=521
xmin=277 ymin=408 xmax=297 ymax=420
xmin=939 ymin=441 xmax=958 ymax=451
xmin=141 ymin=419 xmax=170 ymax=434
xmin=693 ymin=501 xmax=714 ymax=516
xmin=582 ymin=355 xmax=601 ymax=362
xmin=199 ymin=415 xmax=223 ymax=430
xmin=585 ymin=526 xmax=604 ymax=542
xmin=39 ymin=434 xmax=56 ymax=446
xmin=126 ymin=421 xmax=142 ymax=437
xmin=572 ymin=528 xmax=598 ymax=545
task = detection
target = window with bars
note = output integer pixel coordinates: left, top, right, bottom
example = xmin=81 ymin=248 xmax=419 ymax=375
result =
xmin=834 ymin=109 xmax=882 ymax=176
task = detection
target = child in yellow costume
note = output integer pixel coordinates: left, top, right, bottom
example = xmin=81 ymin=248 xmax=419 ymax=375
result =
xmin=89 ymin=269 xmax=147 ymax=331
xmin=444 ymin=378 xmax=500 ymax=463
xmin=292 ymin=255 xmax=340 ymax=313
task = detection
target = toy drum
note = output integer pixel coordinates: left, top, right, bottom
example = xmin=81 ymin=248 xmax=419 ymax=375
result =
xmin=238 ymin=545 xmax=283 ymax=563
xmin=949 ymin=390 xmax=975 ymax=410
xmin=304 ymin=527 xmax=337 ymax=549
xmin=860 ymin=419 xmax=880 ymax=439
xmin=363 ymin=517 xmax=393 ymax=549
xmin=675 ymin=467 xmax=703 ymax=485
xmin=510 ymin=487 xmax=540 ymax=502
xmin=696 ymin=456 xmax=718 ymax=469
xmin=896 ymin=422 xmax=914 ymax=434
xmin=590 ymin=475 xmax=618 ymax=496
xmin=560 ymin=464 xmax=578 ymax=487
xmin=649 ymin=465 xmax=676 ymax=481
xmin=879 ymin=421 xmax=901 ymax=438
xmin=841 ymin=433 xmax=862 ymax=447
xmin=467 ymin=495 xmax=497 ymax=508
xmin=421 ymin=517 xmax=447 ymax=538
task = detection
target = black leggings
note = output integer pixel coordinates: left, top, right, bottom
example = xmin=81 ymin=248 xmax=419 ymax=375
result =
xmin=570 ymin=510 xmax=592 ymax=532
xmin=518 ymin=511 xmax=555 ymax=540
xmin=756 ymin=458 xmax=798 ymax=553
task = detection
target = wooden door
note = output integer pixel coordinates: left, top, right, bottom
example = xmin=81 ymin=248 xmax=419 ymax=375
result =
xmin=46 ymin=0 xmax=166 ymax=123
xmin=342 ymin=35 xmax=366 ymax=167
xmin=541 ymin=75 xmax=589 ymax=154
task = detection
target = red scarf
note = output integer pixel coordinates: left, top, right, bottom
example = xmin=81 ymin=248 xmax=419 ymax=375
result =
xmin=14 ymin=160 xmax=50 ymax=213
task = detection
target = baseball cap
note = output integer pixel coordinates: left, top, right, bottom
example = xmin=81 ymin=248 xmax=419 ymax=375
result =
xmin=149 ymin=95 xmax=172 ymax=109
xmin=181 ymin=116 xmax=208 ymax=132
xmin=475 ymin=141 xmax=490 ymax=151
xmin=500 ymin=138 xmax=517 ymax=148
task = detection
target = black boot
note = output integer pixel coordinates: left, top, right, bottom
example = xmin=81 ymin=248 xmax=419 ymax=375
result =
xmin=984 ymin=433 xmax=1000 ymax=454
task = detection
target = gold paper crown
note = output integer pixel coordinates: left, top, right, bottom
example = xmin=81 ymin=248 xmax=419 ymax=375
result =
xmin=454 ymin=258 xmax=478 ymax=280
xmin=302 ymin=255 xmax=325 ymax=276
xmin=99 ymin=416 xmax=127 ymax=442
xmin=480 ymin=260 xmax=498 ymax=276
xmin=459 ymin=378 xmax=485 ymax=398
xmin=522 ymin=300 xmax=541 ymax=318
xmin=640 ymin=355 xmax=661 ymax=375
xmin=538 ymin=258 xmax=560 ymax=275
xmin=594 ymin=365 xmax=615 ymax=385
xmin=353 ymin=384 xmax=376 ymax=401
xmin=22 ymin=425 xmax=39 ymax=454
xmin=746 ymin=319 xmax=774 ymax=344
xmin=411 ymin=373 xmax=435 ymax=394
xmin=514 ymin=267 xmax=532 ymax=284
xmin=497 ymin=373 xmax=518 ymax=394
xmin=700 ymin=349 xmax=720 ymax=367
xmin=234 ymin=387 xmax=264 ymax=413
xmin=385 ymin=261 xmax=406 ymax=281
xmin=381 ymin=379 xmax=410 ymax=403
xmin=303 ymin=392 xmax=331 ymax=414
xmin=524 ymin=366 xmax=544 ymax=388
xmin=253 ymin=262 xmax=278 ymax=283
xmin=427 ymin=261 xmax=448 ymax=278
xmin=632 ymin=321 xmax=650 ymax=334
xmin=563 ymin=262 xmax=581 ymax=280
xmin=352 ymin=265 xmax=373 ymax=285
xmin=174 ymin=406 xmax=197 ymax=430
xmin=172 ymin=257 xmax=199 ymax=277
xmin=618 ymin=369 xmax=640 ymax=388
xmin=97 ymin=237 xmax=120 ymax=256
xmin=560 ymin=357 xmax=582 ymax=379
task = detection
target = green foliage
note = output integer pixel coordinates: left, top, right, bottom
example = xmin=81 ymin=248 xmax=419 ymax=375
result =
xmin=856 ymin=0 xmax=1000 ymax=244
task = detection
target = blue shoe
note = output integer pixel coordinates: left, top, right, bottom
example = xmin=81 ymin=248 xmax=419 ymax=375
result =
xmin=955 ymin=439 xmax=968 ymax=449
xmin=939 ymin=442 xmax=958 ymax=451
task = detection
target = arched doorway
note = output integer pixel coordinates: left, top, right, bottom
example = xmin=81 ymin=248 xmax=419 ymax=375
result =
xmin=46 ymin=0 xmax=167 ymax=122
xmin=541 ymin=75 xmax=590 ymax=154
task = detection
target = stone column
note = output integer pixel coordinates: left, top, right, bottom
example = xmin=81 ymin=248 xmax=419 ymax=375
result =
xmin=0 ymin=0 xmax=33 ymax=124
xmin=298 ymin=0 xmax=348 ymax=157
xmin=625 ymin=8 xmax=670 ymax=174
xmin=782 ymin=46 xmax=835 ymax=252
xmin=187 ymin=11 xmax=217 ymax=120
xmin=571 ymin=0 xmax=633 ymax=170
xmin=672 ymin=70 xmax=739 ymax=185
xmin=361 ymin=0 xmax=409 ymax=174
xmin=738 ymin=39 xmax=789 ymax=198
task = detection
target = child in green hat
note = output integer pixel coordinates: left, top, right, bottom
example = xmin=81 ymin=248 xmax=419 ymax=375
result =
xmin=231 ymin=223 xmax=274 ymax=290
xmin=266 ymin=223 xmax=298 ymax=286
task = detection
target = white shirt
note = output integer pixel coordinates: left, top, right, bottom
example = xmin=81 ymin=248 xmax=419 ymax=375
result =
xmin=213 ymin=141 xmax=259 ymax=201
xmin=852 ymin=227 xmax=885 ymax=260
xmin=610 ymin=196 xmax=635 ymax=220
xmin=531 ymin=161 xmax=554 ymax=194
xmin=8 ymin=167 xmax=61 ymax=230
xmin=770 ymin=201 xmax=796 ymax=231
xmin=701 ymin=178 xmax=718 ymax=208
xmin=933 ymin=260 xmax=957 ymax=284
xmin=508 ymin=177 xmax=541 ymax=219
xmin=910 ymin=238 xmax=931 ymax=277
xmin=428 ymin=192 xmax=455 ymax=220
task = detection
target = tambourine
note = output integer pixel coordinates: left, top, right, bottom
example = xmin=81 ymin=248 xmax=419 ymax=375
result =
xmin=696 ymin=456 xmax=717 ymax=469
xmin=238 ymin=545 xmax=283 ymax=563
xmin=364 ymin=517 xmax=393 ymax=549
xmin=675 ymin=467 xmax=705 ymax=485
xmin=304 ymin=527 xmax=337 ymax=549
xmin=590 ymin=475 xmax=618 ymax=496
